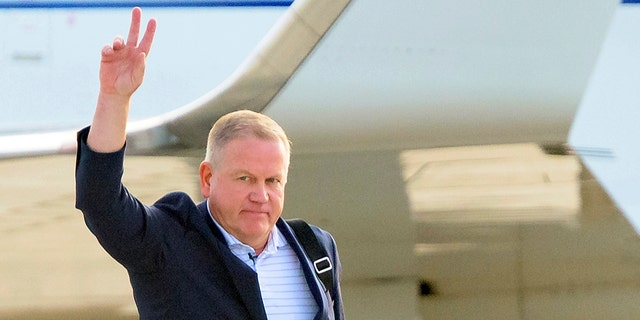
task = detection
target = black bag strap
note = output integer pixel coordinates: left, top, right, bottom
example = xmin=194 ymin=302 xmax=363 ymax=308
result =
xmin=287 ymin=219 xmax=334 ymax=296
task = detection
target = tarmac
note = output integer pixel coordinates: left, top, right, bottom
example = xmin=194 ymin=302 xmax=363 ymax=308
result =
xmin=3 ymin=146 xmax=640 ymax=319
xmin=0 ymin=154 xmax=200 ymax=319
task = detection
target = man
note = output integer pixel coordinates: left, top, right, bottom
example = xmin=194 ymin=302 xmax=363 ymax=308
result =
xmin=75 ymin=7 xmax=343 ymax=319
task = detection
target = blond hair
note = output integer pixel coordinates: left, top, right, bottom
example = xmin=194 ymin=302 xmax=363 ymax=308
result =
xmin=204 ymin=110 xmax=291 ymax=167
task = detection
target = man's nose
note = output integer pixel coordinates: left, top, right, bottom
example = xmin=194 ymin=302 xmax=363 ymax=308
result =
xmin=249 ymin=183 xmax=269 ymax=203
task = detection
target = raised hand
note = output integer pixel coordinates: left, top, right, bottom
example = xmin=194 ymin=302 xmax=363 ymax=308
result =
xmin=88 ymin=7 xmax=157 ymax=153
xmin=99 ymin=7 xmax=157 ymax=97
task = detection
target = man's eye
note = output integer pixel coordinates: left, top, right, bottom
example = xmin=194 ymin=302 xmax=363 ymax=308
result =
xmin=266 ymin=178 xmax=280 ymax=184
xmin=239 ymin=176 xmax=250 ymax=181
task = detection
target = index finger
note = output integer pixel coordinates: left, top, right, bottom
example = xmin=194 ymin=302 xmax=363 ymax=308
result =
xmin=126 ymin=7 xmax=142 ymax=46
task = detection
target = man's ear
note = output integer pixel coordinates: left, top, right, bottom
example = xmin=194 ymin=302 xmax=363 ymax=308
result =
xmin=199 ymin=161 xmax=213 ymax=199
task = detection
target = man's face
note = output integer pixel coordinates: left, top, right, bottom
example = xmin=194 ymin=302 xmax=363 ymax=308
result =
xmin=199 ymin=136 xmax=288 ymax=251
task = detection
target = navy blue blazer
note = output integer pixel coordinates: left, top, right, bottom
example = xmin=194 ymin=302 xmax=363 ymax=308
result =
xmin=74 ymin=128 xmax=343 ymax=319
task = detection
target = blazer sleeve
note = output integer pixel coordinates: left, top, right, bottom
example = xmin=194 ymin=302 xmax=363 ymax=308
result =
xmin=75 ymin=127 xmax=163 ymax=272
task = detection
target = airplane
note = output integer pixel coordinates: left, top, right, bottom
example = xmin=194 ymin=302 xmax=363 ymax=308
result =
xmin=2 ymin=0 xmax=640 ymax=318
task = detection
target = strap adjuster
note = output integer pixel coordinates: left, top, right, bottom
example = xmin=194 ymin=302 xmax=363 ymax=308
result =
xmin=314 ymin=257 xmax=332 ymax=274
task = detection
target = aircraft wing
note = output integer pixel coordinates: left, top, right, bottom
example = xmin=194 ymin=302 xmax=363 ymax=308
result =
xmin=128 ymin=0 xmax=351 ymax=152
xmin=0 ymin=130 xmax=77 ymax=159
xmin=569 ymin=0 xmax=640 ymax=233
xmin=0 ymin=0 xmax=350 ymax=158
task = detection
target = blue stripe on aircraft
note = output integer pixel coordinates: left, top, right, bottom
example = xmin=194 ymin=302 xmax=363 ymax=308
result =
xmin=622 ymin=0 xmax=640 ymax=3
xmin=0 ymin=0 xmax=292 ymax=9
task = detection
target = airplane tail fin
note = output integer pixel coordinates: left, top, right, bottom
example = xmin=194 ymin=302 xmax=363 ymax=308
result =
xmin=569 ymin=3 xmax=640 ymax=233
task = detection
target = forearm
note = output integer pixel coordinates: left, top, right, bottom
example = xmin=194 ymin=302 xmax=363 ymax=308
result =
xmin=76 ymin=128 xmax=158 ymax=269
xmin=87 ymin=91 xmax=131 ymax=153
xmin=76 ymin=127 xmax=129 ymax=224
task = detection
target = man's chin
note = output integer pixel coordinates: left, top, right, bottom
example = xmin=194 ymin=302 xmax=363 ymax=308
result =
xmin=241 ymin=220 xmax=272 ymax=234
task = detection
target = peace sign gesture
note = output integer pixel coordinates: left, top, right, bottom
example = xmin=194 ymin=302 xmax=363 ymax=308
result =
xmin=99 ymin=7 xmax=157 ymax=97
xmin=88 ymin=7 xmax=156 ymax=153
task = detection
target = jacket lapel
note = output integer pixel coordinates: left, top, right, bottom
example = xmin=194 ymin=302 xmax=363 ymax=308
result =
xmin=195 ymin=202 xmax=268 ymax=320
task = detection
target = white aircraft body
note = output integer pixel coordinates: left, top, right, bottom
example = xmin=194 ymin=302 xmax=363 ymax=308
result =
xmin=4 ymin=0 xmax=640 ymax=318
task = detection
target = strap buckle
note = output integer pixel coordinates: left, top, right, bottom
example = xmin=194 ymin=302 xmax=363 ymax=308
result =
xmin=314 ymin=257 xmax=333 ymax=274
